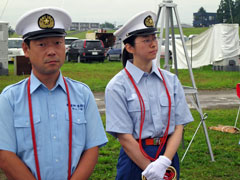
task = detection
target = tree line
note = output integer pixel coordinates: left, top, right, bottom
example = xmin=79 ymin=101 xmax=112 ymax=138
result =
xmin=217 ymin=0 xmax=240 ymax=24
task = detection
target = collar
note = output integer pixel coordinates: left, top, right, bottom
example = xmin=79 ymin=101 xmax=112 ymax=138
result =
xmin=151 ymin=62 xmax=163 ymax=81
xmin=125 ymin=60 xmax=163 ymax=84
xmin=29 ymin=71 xmax=67 ymax=94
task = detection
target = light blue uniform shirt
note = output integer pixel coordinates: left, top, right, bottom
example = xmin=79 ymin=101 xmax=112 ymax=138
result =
xmin=105 ymin=61 xmax=193 ymax=139
xmin=0 ymin=72 xmax=108 ymax=180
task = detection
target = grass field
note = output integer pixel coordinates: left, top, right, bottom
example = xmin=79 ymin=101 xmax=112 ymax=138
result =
xmin=1 ymin=109 xmax=239 ymax=180
xmin=91 ymin=109 xmax=240 ymax=180
xmin=0 ymin=61 xmax=239 ymax=93
xmin=1 ymin=28 xmax=240 ymax=179
xmin=64 ymin=27 xmax=239 ymax=39
xmin=9 ymin=27 xmax=239 ymax=39
xmin=0 ymin=61 xmax=240 ymax=179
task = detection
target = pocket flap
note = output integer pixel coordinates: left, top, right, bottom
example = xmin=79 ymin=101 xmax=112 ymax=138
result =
xmin=159 ymin=96 xmax=174 ymax=106
xmin=14 ymin=115 xmax=41 ymax=128
xmin=65 ymin=111 xmax=86 ymax=124
xmin=127 ymin=97 xmax=150 ymax=112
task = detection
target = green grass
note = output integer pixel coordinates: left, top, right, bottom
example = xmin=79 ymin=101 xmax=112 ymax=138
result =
xmin=9 ymin=27 xmax=239 ymax=40
xmin=68 ymin=27 xmax=238 ymax=39
xmin=177 ymin=65 xmax=240 ymax=90
xmin=2 ymin=27 xmax=239 ymax=180
xmin=1 ymin=109 xmax=239 ymax=180
xmin=65 ymin=27 xmax=236 ymax=40
xmin=0 ymin=61 xmax=239 ymax=93
xmin=1 ymin=61 xmax=240 ymax=179
xmin=160 ymin=27 xmax=209 ymax=37
xmin=90 ymin=109 xmax=240 ymax=180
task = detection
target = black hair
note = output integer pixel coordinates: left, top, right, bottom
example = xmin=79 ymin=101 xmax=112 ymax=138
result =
xmin=24 ymin=39 xmax=31 ymax=48
xmin=122 ymin=35 xmax=137 ymax=68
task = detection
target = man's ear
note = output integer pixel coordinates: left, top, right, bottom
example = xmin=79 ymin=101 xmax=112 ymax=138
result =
xmin=125 ymin=43 xmax=135 ymax=54
xmin=22 ymin=42 xmax=30 ymax=58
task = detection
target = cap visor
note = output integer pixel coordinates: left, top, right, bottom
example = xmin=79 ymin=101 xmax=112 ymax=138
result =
xmin=23 ymin=28 xmax=66 ymax=40
xmin=27 ymin=33 xmax=66 ymax=40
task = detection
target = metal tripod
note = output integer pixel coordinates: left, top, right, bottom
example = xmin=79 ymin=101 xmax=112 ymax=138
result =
xmin=155 ymin=0 xmax=215 ymax=162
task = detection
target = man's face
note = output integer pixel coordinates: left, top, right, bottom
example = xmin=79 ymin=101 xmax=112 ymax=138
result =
xmin=22 ymin=36 xmax=65 ymax=77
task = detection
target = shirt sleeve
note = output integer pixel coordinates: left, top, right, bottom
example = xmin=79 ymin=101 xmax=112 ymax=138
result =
xmin=0 ymin=94 xmax=17 ymax=153
xmin=105 ymin=83 xmax=134 ymax=138
xmin=84 ymin=90 xmax=108 ymax=150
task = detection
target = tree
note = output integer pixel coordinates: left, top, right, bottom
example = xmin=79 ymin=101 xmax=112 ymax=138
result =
xmin=198 ymin=7 xmax=207 ymax=13
xmin=8 ymin=26 xmax=15 ymax=37
xmin=197 ymin=7 xmax=207 ymax=26
xmin=217 ymin=0 xmax=234 ymax=23
xmin=100 ymin=22 xmax=115 ymax=29
xmin=233 ymin=0 xmax=240 ymax=24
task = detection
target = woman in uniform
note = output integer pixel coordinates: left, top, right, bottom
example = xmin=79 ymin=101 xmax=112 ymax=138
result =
xmin=105 ymin=10 xmax=193 ymax=180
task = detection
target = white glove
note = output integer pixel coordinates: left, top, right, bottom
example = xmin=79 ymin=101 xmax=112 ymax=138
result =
xmin=142 ymin=156 xmax=172 ymax=180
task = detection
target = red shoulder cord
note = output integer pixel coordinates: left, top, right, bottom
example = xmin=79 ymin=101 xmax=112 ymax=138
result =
xmin=124 ymin=68 xmax=171 ymax=161
xmin=27 ymin=76 xmax=72 ymax=180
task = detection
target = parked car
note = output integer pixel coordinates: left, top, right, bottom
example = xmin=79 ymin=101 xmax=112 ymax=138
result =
xmin=66 ymin=39 xmax=105 ymax=63
xmin=169 ymin=34 xmax=189 ymax=42
xmin=8 ymin=38 xmax=24 ymax=62
xmin=158 ymin=39 xmax=172 ymax=59
xmin=65 ymin=37 xmax=79 ymax=53
xmin=106 ymin=42 xmax=122 ymax=61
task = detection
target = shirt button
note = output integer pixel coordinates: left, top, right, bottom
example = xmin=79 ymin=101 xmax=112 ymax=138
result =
xmin=51 ymin=114 xmax=55 ymax=118
xmin=56 ymin=159 xmax=59 ymax=162
xmin=77 ymin=119 xmax=81 ymax=122
xmin=53 ymin=136 xmax=56 ymax=139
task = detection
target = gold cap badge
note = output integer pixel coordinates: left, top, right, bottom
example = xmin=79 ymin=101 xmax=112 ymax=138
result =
xmin=38 ymin=14 xmax=55 ymax=29
xmin=144 ymin=15 xmax=154 ymax=27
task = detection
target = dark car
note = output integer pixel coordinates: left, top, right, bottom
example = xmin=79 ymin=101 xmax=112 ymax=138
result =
xmin=66 ymin=39 xmax=105 ymax=63
xmin=106 ymin=42 xmax=122 ymax=61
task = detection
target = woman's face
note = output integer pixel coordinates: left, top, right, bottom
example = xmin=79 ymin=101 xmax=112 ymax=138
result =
xmin=130 ymin=34 xmax=158 ymax=62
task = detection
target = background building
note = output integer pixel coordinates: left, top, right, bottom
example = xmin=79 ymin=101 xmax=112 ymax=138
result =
xmin=69 ymin=22 xmax=100 ymax=31
xmin=193 ymin=12 xmax=218 ymax=27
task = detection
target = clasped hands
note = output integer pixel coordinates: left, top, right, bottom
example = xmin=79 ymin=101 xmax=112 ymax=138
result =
xmin=142 ymin=156 xmax=171 ymax=180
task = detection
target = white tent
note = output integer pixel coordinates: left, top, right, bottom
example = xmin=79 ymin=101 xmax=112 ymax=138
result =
xmin=174 ymin=24 xmax=240 ymax=69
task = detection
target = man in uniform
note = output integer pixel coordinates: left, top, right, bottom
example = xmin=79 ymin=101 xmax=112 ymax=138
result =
xmin=0 ymin=7 xmax=108 ymax=180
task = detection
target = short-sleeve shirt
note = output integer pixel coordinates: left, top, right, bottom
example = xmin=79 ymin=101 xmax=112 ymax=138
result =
xmin=105 ymin=61 xmax=193 ymax=139
xmin=0 ymin=72 xmax=108 ymax=180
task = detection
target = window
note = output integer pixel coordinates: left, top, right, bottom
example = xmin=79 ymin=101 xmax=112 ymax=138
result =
xmin=8 ymin=40 xmax=23 ymax=48
xmin=209 ymin=16 xmax=215 ymax=21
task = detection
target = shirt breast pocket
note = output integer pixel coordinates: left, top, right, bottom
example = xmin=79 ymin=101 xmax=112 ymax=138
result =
xmin=159 ymin=96 xmax=175 ymax=124
xmin=14 ymin=115 xmax=41 ymax=152
xmin=66 ymin=111 xmax=86 ymax=147
xmin=127 ymin=96 xmax=150 ymax=122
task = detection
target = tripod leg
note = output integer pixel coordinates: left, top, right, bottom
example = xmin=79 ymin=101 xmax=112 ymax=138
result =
xmin=202 ymin=119 xmax=215 ymax=161
xmin=156 ymin=5 xmax=165 ymax=68
xmin=169 ymin=8 xmax=178 ymax=76
xmin=156 ymin=1 xmax=215 ymax=162
xmin=234 ymin=105 xmax=240 ymax=128
xmin=181 ymin=121 xmax=202 ymax=162
xmin=164 ymin=7 xmax=170 ymax=71
xmin=173 ymin=7 xmax=196 ymax=88
xmin=155 ymin=4 xmax=162 ymax=26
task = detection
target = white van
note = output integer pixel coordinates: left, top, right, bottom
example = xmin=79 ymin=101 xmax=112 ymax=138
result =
xmin=65 ymin=37 xmax=79 ymax=53
xmin=8 ymin=38 xmax=24 ymax=62
xmin=169 ymin=34 xmax=188 ymax=42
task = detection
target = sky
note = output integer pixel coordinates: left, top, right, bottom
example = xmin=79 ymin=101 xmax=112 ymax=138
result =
xmin=0 ymin=0 xmax=221 ymax=29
